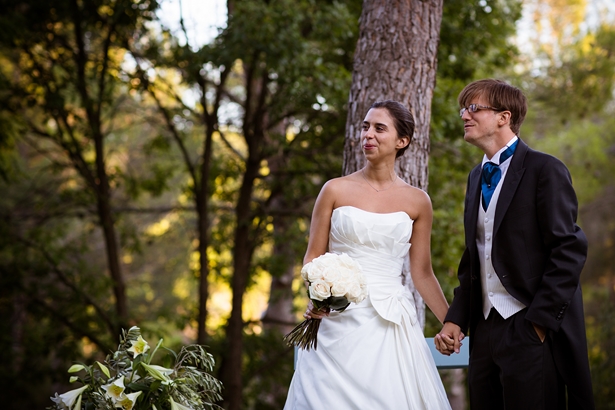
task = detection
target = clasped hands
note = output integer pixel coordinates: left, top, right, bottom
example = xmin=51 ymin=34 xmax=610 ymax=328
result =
xmin=434 ymin=322 xmax=465 ymax=356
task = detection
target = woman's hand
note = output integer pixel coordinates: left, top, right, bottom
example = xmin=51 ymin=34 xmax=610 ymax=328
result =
xmin=303 ymin=300 xmax=330 ymax=319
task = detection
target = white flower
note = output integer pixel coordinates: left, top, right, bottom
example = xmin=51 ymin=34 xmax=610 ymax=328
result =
xmin=321 ymin=265 xmax=341 ymax=287
xmin=303 ymin=252 xmax=367 ymax=304
xmin=141 ymin=363 xmax=173 ymax=383
xmin=116 ymin=391 xmax=142 ymax=410
xmin=345 ymin=281 xmax=366 ymax=303
xmin=330 ymin=276 xmax=351 ymax=297
xmin=308 ymin=279 xmax=331 ymax=301
xmin=50 ymin=385 xmax=88 ymax=408
xmin=170 ymin=396 xmax=194 ymax=410
xmin=102 ymin=375 xmax=126 ymax=401
xmin=127 ymin=335 xmax=150 ymax=358
xmin=301 ymin=262 xmax=321 ymax=282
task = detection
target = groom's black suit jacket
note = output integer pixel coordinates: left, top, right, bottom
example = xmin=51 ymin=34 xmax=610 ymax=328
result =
xmin=445 ymin=139 xmax=595 ymax=409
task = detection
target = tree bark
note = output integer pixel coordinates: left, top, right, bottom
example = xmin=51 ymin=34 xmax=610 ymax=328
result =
xmin=222 ymin=62 xmax=269 ymax=410
xmin=261 ymin=207 xmax=299 ymax=335
xmin=72 ymin=0 xmax=128 ymax=328
xmin=343 ymin=0 xmax=443 ymax=327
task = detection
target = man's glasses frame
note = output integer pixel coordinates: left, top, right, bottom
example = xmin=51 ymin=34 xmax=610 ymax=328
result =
xmin=459 ymin=104 xmax=503 ymax=118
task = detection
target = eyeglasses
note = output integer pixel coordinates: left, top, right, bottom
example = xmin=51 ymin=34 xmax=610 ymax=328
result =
xmin=459 ymin=104 xmax=502 ymax=117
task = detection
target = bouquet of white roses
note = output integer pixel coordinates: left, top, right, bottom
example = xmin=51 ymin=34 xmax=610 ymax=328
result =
xmin=48 ymin=326 xmax=223 ymax=410
xmin=284 ymin=252 xmax=367 ymax=350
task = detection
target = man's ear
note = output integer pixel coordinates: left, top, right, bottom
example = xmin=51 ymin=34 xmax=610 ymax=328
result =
xmin=498 ymin=111 xmax=512 ymax=127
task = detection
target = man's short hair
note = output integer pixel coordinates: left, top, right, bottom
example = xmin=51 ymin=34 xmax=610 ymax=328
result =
xmin=458 ymin=79 xmax=528 ymax=135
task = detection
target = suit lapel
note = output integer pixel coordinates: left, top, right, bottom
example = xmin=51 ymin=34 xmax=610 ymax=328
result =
xmin=465 ymin=165 xmax=482 ymax=248
xmin=493 ymin=140 xmax=528 ymax=235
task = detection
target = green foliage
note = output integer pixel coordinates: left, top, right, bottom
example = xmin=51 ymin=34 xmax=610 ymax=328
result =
xmin=530 ymin=23 xmax=615 ymax=126
xmin=585 ymin=286 xmax=615 ymax=408
xmin=241 ymin=328 xmax=295 ymax=409
xmin=48 ymin=326 xmax=223 ymax=410
xmin=438 ymin=0 xmax=523 ymax=81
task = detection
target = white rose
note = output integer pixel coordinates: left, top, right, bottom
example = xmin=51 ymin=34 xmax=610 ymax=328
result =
xmin=338 ymin=253 xmax=359 ymax=270
xmin=360 ymin=283 xmax=368 ymax=300
xmin=301 ymin=262 xmax=324 ymax=283
xmin=321 ymin=265 xmax=341 ymax=287
xmin=331 ymin=276 xmax=352 ymax=297
xmin=345 ymin=281 xmax=365 ymax=303
xmin=309 ymin=279 xmax=331 ymax=301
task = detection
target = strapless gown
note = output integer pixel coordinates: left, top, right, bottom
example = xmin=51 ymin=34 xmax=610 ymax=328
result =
xmin=284 ymin=206 xmax=451 ymax=409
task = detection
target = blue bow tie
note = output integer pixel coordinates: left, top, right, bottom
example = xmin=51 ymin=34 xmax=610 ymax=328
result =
xmin=481 ymin=140 xmax=518 ymax=210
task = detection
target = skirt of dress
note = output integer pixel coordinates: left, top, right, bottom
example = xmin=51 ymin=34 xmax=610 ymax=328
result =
xmin=284 ymin=295 xmax=452 ymax=410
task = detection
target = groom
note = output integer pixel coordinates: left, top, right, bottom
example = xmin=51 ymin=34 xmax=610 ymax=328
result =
xmin=435 ymin=79 xmax=594 ymax=409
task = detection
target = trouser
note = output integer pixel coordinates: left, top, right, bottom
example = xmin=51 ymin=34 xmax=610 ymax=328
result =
xmin=468 ymin=308 xmax=565 ymax=410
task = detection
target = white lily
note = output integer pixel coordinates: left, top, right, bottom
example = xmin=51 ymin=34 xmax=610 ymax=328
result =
xmin=50 ymin=385 xmax=88 ymax=408
xmin=73 ymin=393 xmax=82 ymax=410
xmin=170 ymin=396 xmax=194 ymax=410
xmin=102 ymin=375 xmax=126 ymax=401
xmin=116 ymin=391 xmax=142 ymax=410
xmin=127 ymin=335 xmax=150 ymax=357
xmin=141 ymin=363 xmax=173 ymax=383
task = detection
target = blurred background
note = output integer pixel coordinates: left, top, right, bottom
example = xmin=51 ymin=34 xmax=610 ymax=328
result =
xmin=0 ymin=0 xmax=613 ymax=408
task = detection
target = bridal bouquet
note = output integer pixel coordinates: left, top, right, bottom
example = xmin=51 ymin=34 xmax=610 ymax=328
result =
xmin=284 ymin=252 xmax=367 ymax=350
xmin=48 ymin=326 xmax=223 ymax=410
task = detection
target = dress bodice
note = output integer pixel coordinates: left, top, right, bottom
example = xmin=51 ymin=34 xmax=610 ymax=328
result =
xmin=329 ymin=206 xmax=416 ymax=325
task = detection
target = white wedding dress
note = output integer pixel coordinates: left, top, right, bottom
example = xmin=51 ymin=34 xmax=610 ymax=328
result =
xmin=284 ymin=206 xmax=451 ymax=410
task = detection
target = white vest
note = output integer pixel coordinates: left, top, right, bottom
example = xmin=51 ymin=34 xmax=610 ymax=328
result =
xmin=477 ymin=139 xmax=526 ymax=319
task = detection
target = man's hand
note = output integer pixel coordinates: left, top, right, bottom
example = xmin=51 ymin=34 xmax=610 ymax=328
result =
xmin=532 ymin=322 xmax=546 ymax=343
xmin=435 ymin=322 xmax=465 ymax=356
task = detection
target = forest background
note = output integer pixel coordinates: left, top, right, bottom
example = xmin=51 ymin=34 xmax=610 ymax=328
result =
xmin=1 ymin=0 xmax=614 ymax=409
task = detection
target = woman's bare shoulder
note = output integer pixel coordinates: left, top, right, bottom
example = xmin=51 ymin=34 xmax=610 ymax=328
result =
xmin=396 ymin=181 xmax=432 ymax=219
xmin=321 ymin=173 xmax=362 ymax=194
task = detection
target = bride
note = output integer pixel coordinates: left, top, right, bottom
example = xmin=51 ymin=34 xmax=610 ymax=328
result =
xmin=284 ymin=100 xmax=452 ymax=409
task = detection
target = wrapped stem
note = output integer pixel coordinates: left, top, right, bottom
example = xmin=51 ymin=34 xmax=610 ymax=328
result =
xmin=283 ymin=318 xmax=322 ymax=351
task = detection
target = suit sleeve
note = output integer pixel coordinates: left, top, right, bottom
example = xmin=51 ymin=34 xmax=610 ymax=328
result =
xmin=524 ymin=157 xmax=587 ymax=332
xmin=444 ymin=173 xmax=474 ymax=334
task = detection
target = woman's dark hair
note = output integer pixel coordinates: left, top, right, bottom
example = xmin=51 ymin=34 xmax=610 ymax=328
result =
xmin=369 ymin=100 xmax=415 ymax=158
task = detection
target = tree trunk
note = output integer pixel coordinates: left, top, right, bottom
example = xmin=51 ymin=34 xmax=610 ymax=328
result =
xmin=343 ymin=0 xmax=443 ymax=329
xmin=196 ymin=127 xmax=213 ymax=345
xmin=224 ymin=150 xmax=261 ymax=410
xmin=93 ymin=128 xmax=127 ymax=328
xmin=261 ymin=209 xmax=298 ymax=335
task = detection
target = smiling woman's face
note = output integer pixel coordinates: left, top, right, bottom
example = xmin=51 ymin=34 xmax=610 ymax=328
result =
xmin=361 ymin=108 xmax=405 ymax=158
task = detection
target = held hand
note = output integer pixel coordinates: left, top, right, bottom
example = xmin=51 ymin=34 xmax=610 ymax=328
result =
xmin=303 ymin=300 xmax=330 ymax=320
xmin=435 ymin=322 xmax=464 ymax=355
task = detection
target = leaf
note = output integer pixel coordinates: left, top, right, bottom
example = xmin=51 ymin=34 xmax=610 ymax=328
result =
xmin=126 ymin=381 xmax=149 ymax=392
xmin=67 ymin=364 xmax=85 ymax=373
xmin=96 ymin=361 xmax=111 ymax=378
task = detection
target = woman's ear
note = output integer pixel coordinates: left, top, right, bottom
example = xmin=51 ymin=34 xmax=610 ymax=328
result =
xmin=397 ymin=136 xmax=410 ymax=149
